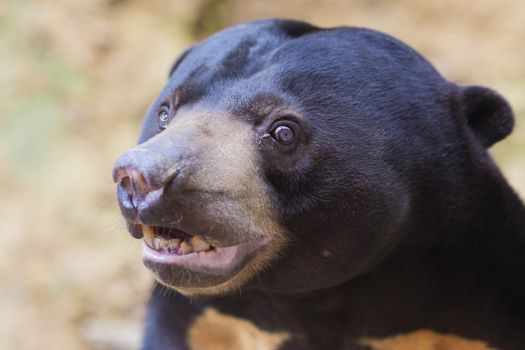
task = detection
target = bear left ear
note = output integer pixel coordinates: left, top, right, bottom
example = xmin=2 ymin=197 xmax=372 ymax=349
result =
xmin=459 ymin=85 xmax=514 ymax=147
xmin=168 ymin=46 xmax=194 ymax=78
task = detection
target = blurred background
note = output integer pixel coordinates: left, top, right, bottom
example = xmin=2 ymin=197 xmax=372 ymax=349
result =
xmin=0 ymin=0 xmax=523 ymax=349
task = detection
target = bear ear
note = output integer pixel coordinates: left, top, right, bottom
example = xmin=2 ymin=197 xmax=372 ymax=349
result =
xmin=168 ymin=46 xmax=194 ymax=78
xmin=459 ymin=85 xmax=514 ymax=147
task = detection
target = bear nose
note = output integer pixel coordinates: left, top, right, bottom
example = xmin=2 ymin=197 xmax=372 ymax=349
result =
xmin=112 ymin=147 xmax=178 ymax=220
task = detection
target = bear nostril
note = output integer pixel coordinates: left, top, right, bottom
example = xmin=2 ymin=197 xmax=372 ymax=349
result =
xmin=116 ymin=168 xmax=153 ymax=200
xmin=112 ymin=167 xmax=128 ymax=184
xmin=130 ymin=170 xmax=149 ymax=197
xmin=120 ymin=176 xmax=133 ymax=196
xmin=117 ymin=174 xmax=138 ymax=219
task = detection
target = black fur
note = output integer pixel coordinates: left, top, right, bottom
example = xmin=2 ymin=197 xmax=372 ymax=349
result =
xmin=117 ymin=19 xmax=524 ymax=349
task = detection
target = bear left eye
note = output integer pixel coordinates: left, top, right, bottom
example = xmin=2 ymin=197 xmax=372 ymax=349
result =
xmin=157 ymin=108 xmax=170 ymax=130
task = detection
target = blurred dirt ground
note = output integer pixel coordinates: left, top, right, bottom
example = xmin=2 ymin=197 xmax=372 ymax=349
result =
xmin=0 ymin=1 xmax=523 ymax=349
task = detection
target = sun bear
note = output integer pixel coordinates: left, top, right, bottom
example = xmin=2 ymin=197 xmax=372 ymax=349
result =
xmin=112 ymin=19 xmax=525 ymax=350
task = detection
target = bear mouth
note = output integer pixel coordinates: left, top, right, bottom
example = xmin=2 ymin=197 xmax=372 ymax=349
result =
xmin=132 ymin=224 xmax=272 ymax=289
xmin=140 ymin=224 xmax=216 ymax=255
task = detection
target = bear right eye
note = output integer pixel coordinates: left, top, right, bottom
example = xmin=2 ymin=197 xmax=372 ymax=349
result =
xmin=157 ymin=107 xmax=170 ymax=130
xmin=272 ymin=125 xmax=295 ymax=144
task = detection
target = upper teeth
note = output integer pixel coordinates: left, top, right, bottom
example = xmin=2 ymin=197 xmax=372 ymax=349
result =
xmin=191 ymin=236 xmax=210 ymax=252
xmin=142 ymin=224 xmax=155 ymax=241
xmin=180 ymin=241 xmax=192 ymax=254
xmin=141 ymin=225 xmax=211 ymax=255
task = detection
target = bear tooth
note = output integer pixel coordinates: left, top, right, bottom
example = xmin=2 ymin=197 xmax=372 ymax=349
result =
xmin=144 ymin=236 xmax=153 ymax=247
xmin=181 ymin=241 xmax=193 ymax=254
xmin=190 ymin=237 xmax=210 ymax=252
xmin=161 ymin=239 xmax=170 ymax=252
xmin=153 ymin=238 xmax=161 ymax=250
xmin=169 ymin=239 xmax=181 ymax=250
xmin=141 ymin=224 xmax=155 ymax=241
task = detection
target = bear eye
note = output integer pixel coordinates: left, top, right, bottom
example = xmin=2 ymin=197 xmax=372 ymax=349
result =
xmin=157 ymin=107 xmax=170 ymax=130
xmin=271 ymin=125 xmax=295 ymax=144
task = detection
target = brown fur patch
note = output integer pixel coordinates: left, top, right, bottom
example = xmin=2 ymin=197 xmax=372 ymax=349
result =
xmin=188 ymin=308 xmax=290 ymax=350
xmin=321 ymin=249 xmax=333 ymax=258
xmin=360 ymin=330 xmax=496 ymax=350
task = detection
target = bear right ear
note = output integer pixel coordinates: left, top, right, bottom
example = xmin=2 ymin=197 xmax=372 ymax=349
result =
xmin=459 ymin=85 xmax=514 ymax=148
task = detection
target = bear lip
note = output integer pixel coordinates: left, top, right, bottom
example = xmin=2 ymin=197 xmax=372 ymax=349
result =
xmin=142 ymin=235 xmax=272 ymax=275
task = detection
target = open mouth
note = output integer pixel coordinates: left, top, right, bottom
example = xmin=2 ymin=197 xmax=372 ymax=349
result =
xmin=140 ymin=224 xmax=215 ymax=256
xmin=134 ymin=224 xmax=272 ymax=289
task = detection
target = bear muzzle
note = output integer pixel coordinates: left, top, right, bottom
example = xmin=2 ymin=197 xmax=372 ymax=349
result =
xmin=111 ymin=113 xmax=288 ymax=294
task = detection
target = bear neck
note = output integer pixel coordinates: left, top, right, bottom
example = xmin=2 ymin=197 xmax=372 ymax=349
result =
xmin=267 ymin=161 xmax=525 ymax=343
xmin=352 ymin=155 xmax=525 ymax=339
xmin=389 ymin=154 xmax=525 ymax=278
